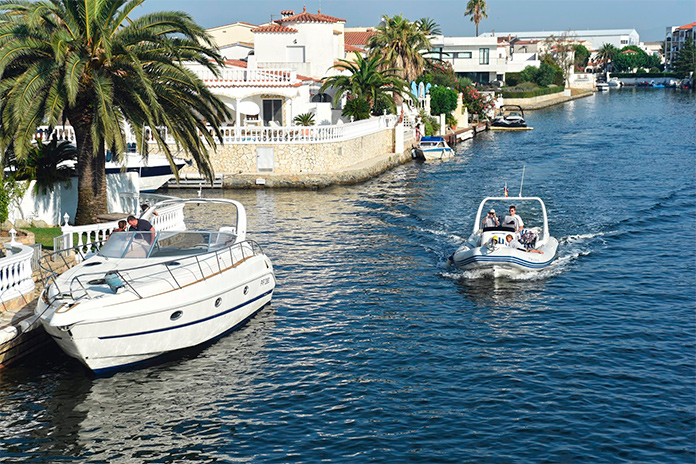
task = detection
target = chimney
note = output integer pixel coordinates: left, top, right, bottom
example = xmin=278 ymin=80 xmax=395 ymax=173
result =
xmin=281 ymin=10 xmax=294 ymax=18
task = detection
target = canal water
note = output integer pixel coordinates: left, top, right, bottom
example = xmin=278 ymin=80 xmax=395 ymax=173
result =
xmin=1 ymin=89 xmax=694 ymax=463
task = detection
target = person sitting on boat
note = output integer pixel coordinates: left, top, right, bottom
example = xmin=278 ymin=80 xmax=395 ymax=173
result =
xmin=505 ymin=234 xmax=543 ymax=254
xmin=141 ymin=203 xmax=159 ymax=217
xmin=106 ymin=220 xmax=127 ymax=240
xmin=482 ymin=209 xmax=499 ymax=228
xmin=502 ymin=205 xmax=524 ymax=232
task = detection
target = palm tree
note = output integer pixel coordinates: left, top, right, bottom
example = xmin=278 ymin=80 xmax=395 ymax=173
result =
xmin=597 ymin=43 xmax=619 ymax=72
xmin=367 ymin=15 xmax=432 ymax=85
xmin=464 ymin=0 xmax=488 ymax=37
xmin=0 ymin=0 xmax=229 ymax=224
xmin=415 ymin=17 xmax=441 ymax=36
xmin=320 ymin=53 xmax=411 ymax=111
xmin=5 ymin=139 xmax=77 ymax=195
xmin=293 ymin=113 xmax=315 ymax=126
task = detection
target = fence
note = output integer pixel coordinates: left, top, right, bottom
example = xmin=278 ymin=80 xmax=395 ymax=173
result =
xmin=0 ymin=244 xmax=36 ymax=303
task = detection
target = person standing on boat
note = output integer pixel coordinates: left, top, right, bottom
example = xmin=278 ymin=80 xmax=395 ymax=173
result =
xmin=482 ymin=209 xmax=499 ymax=228
xmin=503 ymin=205 xmax=524 ymax=232
xmin=127 ymin=215 xmax=154 ymax=232
xmin=128 ymin=215 xmax=155 ymax=245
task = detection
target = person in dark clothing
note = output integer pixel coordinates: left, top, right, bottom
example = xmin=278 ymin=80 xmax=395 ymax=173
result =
xmin=127 ymin=215 xmax=154 ymax=232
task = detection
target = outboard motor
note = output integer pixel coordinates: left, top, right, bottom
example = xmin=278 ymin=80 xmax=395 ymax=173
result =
xmin=411 ymin=146 xmax=425 ymax=160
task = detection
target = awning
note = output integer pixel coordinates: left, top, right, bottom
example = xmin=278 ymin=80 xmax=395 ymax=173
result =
xmin=238 ymin=101 xmax=260 ymax=116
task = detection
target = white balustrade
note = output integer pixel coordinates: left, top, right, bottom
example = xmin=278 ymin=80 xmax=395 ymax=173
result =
xmin=0 ymin=244 xmax=35 ymax=302
xmin=38 ymin=116 xmax=398 ymax=150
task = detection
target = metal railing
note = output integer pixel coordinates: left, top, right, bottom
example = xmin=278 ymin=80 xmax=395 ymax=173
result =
xmin=39 ymin=239 xmax=264 ymax=306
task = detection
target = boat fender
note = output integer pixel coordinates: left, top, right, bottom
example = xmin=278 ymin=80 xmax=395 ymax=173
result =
xmin=104 ymin=271 xmax=125 ymax=293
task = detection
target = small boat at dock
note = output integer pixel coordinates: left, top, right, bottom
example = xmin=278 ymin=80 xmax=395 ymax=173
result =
xmin=411 ymin=136 xmax=455 ymax=160
xmin=35 ymin=197 xmax=276 ymax=373
xmin=491 ymin=105 xmax=527 ymax=129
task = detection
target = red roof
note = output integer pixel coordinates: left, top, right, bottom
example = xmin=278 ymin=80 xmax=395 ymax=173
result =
xmin=344 ymin=30 xmax=375 ymax=46
xmin=276 ymin=6 xmax=345 ymax=24
xmin=344 ymin=44 xmax=365 ymax=53
xmin=677 ymin=22 xmax=696 ymax=30
xmin=224 ymin=59 xmax=248 ymax=68
xmin=251 ymin=24 xmax=298 ymax=33
xmin=621 ymin=49 xmax=638 ymax=54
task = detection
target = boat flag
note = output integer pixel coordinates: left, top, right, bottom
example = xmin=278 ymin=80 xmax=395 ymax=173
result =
xmin=504 ymin=183 xmax=508 ymax=197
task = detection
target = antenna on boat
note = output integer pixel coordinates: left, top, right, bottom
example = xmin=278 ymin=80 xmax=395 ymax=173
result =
xmin=519 ymin=165 xmax=526 ymax=197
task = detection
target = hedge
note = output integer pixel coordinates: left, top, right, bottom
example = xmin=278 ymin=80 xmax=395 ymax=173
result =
xmin=610 ymin=72 xmax=683 ymax=78
xmin=500 ymin=86 xmax=565 ymax=99
xmin=505 ymin=72 xmax=521 ymax=87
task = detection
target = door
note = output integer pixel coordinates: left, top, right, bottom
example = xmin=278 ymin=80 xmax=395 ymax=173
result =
xmin=262 ymin=99 xmax=283 ymax=126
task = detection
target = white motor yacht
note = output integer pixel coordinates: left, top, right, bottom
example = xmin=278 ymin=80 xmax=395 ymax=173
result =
xmin=35 ymin=198 xmax=275 ymax=373
xmin=448 ymin=196 xmax=558 ymax=275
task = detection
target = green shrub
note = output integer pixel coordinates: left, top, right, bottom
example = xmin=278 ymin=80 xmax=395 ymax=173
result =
xmin=518 ymin=82 xmax=538 ymax=90
xmin=519 ymin=66 xmax=538 ymax=84
xmin=446 ymin=113 xmax=457 ymax=127
xmin=536 ymin=62 xmax=557 ymax=86
xmin=430 ymin=86 xmax=458 ymax=116
xmin=500 ymin=86 xmax=565 ymax=99
xmin=418 ymin=110 xmax=439 ymax=136
xmin=505 ymin=72 xmax=521 ymax=87
xmin=342 ymin=97 xmax=371 ymax=120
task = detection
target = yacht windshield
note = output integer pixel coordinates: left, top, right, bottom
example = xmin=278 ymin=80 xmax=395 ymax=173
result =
xmin=98 ymin=231 xmax=156 ymax=258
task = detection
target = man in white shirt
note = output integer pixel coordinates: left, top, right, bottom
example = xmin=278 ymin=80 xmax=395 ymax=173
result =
xmin=482 ymin=209 xmax=499 ymax=228
xmin=503 ymin=205 xmax=524 ymax=232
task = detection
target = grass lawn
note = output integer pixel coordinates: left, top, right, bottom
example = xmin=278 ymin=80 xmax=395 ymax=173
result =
xmin=24 ymin=227 xmax=65 ymax=250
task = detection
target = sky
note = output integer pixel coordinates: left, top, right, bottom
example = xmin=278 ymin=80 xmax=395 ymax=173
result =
xmin=134 ymin=0 xmax=696 ymax=42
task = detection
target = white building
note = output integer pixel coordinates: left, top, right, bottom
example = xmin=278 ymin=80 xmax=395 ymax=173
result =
xmin=430 ymin=36 xmax=506 ymax=84
xmin=665 ymin=22 xmax=695 ymax=70
xmin=252 ymin=7 xmax=346 ymax=79
xmin=482 ymin=29 xmax=640 ymax=51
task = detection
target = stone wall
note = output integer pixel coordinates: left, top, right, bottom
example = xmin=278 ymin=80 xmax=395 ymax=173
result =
xmin=153 ymin=128 xmax=396 ymax=176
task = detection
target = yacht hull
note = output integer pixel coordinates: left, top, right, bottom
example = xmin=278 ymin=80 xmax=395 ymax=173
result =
xmin=37 ymin=253 xmax=275 ymax=373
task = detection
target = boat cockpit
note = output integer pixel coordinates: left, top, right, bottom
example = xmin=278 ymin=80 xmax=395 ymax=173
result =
xmin=98 ymin=230 xmax=238 ymax=259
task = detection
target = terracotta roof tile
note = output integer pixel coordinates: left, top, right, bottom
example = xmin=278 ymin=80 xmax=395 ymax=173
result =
xmin=224 ymin=59 xmax=248 ymax=68
xmin=276 ymin=6 xmax=345 ymax=24
xmin=252 ymin=24 xmax=298 ymax=33
xmin=344 ymin=44 xmax=365 ymax=53
xmin=677 ymin=21 xmax=696 ymax=30
xmin=345 ymin=31 xmax=376 ymax=46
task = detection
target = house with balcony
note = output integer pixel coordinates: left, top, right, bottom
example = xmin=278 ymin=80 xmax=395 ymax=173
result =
xmin=665 ymin=22 xmax=695 ymax=70
xmin=482 ymin=29 xmax=639 ymax=51
xmin=430 ymin=36 xmax=506 ymax=84
xmin=252 ymin=7 xmax=346 ymax=80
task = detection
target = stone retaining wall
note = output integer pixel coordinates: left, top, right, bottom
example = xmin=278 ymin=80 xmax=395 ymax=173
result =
xmin=153 ymin=128 xmax=395 ymax=176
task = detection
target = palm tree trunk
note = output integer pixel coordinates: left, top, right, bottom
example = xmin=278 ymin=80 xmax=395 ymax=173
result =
xmin=476 ymin=22 xmax=479 ymax=37
xmin=67 ymin=107 xmax=108 ymax=225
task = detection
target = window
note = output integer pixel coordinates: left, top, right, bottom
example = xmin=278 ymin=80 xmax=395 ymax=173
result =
xmin=454 ymin=52 xmax=472 ymax=59
xmin=286 ymin=46 xmax=305 ymax=62
xmin=479 ymin=48 xmax=489 ymax=65
xmin=263 ymin=99 xmax=283 ymax=126
xmin=620 ymin=39 xmax=628 ymax=44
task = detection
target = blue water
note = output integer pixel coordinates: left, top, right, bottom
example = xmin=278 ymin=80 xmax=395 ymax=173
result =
xmin=1 ymin=89 xmax=694 ymax=463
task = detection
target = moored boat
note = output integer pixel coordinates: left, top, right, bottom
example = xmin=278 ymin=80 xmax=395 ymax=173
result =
xmin=35 ymin=198 xmax=275 ymax=373
xmin=448 ymin=196 xmax=558 ymax=275
xmin=491 ymin=105 xmax=527 ymax=128
xmin=411 ymin=136 xmax=455 ymax=160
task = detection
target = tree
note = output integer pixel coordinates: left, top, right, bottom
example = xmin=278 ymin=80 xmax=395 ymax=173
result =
xmin=321 ymin=52 xmax=411 ymax=111
xmin=543 ymin=32 xmax=575 ymax=86
xmin=415 ymin=17 xmax=441 ymax=36
xmin=613 ymin=45 xmax=652 ymax=72
xmin=341 ymin=97 xmax=371 ymax=121
xmin=673 ymin=37 xmax=696 ymax=76
xmin=5 ymin=139 xmax=77 ymax=194
xmin=293 ymin=113 xmax=315 ymax=126
xmin=0 ymin=0 xmax=229 ymax=224
xmin=367 ymin=15 xmax=432 ymax=85
xmin=464 ymin=0 xmax=488 ymax=37
xmin=429 ymin=86 xmax=458 ymax=116
xmin=573 ymin=44 xmax=590 ymax=69
xmin=597 ymin=43 xmax=619 ymax=72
